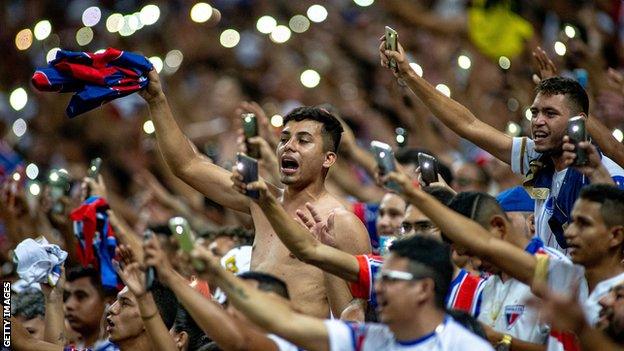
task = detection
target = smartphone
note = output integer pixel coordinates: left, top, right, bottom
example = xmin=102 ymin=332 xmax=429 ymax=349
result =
xmin=48 ymin=169 xmax=70 ymax=214
xmin=168 ymin=217 xmax=206 ymax=271
xmin=395 ymin=127 xmax=408 ymax=148
xmin=418 ymin=153 xmax=438 ymax=186
xmin=143 ymin=229 xmax=156 ymax=290
xmin=370 ymin=141 xmax=401 ymax=192
xmin=567 ymin=116 xmax=588 ymax=166
xmin=88 ymin=158 xmax=102 ymax=179
xmin=241 ymin=113 xmax=260 ymax=159
xmin=236 ymin=153 xmax=259 ymax=199
xmin=385 ymin=26 xmax=398 ymax=71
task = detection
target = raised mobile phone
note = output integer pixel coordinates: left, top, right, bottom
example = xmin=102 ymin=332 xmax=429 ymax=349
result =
xmin=567 ymin=116 xmax=588 ymax=166
xmin=236 ymin=153 xmax=260 ymax=199
xmin=395 ymin=127 xmax=408 ymax=148
xmin=168 ymin=217 xmax=206 ymax=271
xmin=143 ymin=229 xmax=156 ymax=290
xmin=88 ymin=158 xmax=102 ymax=179
xmin=48 ymin=169 xmax=70 ymax=214
xmin=241 ymin=113 xmax=260 ymax=159
xmin=418 ymin=153 xmax=438 ymax=186
xmin=385 ymin=26 xmax=398 ymax=71
xmin=370 ymin=141 xmax=401 ymax=192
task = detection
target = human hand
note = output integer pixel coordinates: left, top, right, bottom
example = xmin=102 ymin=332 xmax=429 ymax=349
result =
xmin=236 ymin=101 xmax=278 ymax=147
xmin=190 ymin=244 xmax=222 ymax=278
xmin=114 ymin=244 xmax=147 ymax=297
xmin=562 ymin=136 xmax=612 ymax=183
xmin=139 ymin=70 xmax=165 ymax=103
xmin=378 ymin=36 xmax=412 ymax=79
xmin=81 ymin=174 xmax=107 ymax=201
xmin=532 ymin=46 xmax=558 ymax=84
xmin=381 ymin=170 xmax=413 ymax=194
xmin=143 ymin=233 xmax=176 ymax=284
xmin=295 ymin=203 xmax=338 ymax=248
xmin=230 ymin=164 xmax=269 ymax=201
xmin=41 ymin=265 xmax=66 ymax=303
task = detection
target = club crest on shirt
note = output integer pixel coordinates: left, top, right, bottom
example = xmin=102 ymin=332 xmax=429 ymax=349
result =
xmin=504 ymin=305 xmax=525 ymax=329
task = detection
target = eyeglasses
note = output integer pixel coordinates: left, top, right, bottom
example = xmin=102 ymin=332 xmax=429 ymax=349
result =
xmin=375 ymin=269 xmax=428 ymax=283
xmin=401 ymin=220 xmax=436 ymax=234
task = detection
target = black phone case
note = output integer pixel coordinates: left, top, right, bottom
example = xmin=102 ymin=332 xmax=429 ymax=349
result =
xmin=237 ymin=154 xmax=259 ymax=199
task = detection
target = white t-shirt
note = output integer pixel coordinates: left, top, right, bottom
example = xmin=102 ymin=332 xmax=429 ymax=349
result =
xmin=510 ymin=137 xmax=624 ymax=253
xmin=324 ymin=317 xmax=493 ymax=351
xmin=267 ymin=333 xmax=303 ymax=351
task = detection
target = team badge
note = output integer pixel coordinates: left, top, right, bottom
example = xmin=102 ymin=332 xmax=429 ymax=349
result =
xmin=504 ymin=305 xmax=525 ymax=329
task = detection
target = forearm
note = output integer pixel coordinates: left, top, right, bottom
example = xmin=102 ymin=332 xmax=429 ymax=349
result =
xmin=328 ymin=162 xmax=384 ymax=203
xmin=44 ymin=298 xmax=66 ymax=345
xmin=137 ymin=293 xmax=178 ymax=351
xmin=579 ymin=325 xmax=624 ymax=351
xmin=588 ymin=117 xmax=624 ymax=168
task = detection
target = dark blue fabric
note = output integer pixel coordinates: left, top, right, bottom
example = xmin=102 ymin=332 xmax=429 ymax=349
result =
xmin=496 ymin=186 xmax=535 ymax=212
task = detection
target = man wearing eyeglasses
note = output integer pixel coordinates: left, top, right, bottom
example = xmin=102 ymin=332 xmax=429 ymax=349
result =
xmin=191 ymin=234 xmax=494 ymax=351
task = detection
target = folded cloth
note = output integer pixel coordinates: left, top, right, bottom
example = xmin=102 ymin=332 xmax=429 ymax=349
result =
xmin=13 ymin=237 xmax=67 ymax=287
xmin=31 ymin=48 xmax=153 ymax=118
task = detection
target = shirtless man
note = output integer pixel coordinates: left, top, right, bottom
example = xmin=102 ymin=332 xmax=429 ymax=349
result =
xmin=139 ymin=71 xmax=370 ymax=318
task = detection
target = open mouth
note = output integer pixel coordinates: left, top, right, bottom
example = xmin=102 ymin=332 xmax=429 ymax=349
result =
xmin=280 ymin=156 xmax=300 ymax=175
xmin=105 ymin=317 xmax=115 ymax=333
xmin=533 ymin=131 xmax=548 ymax=142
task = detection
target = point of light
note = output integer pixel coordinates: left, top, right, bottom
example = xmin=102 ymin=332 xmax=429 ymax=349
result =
xmin=270 ymin=114 xmax=284 ymax=127
xmin=396 ymin=135 xmax=405 ymax=144
xmin=143 ymin=120 xmax=155 ymax=134
xmin=613 ymin=129 xmax=623 ymax=142
xmin=29 ymin=183 xmax=41 ymax=196
xmin=307 ymin=4 xmax=328 ymax=23
xmin=554 ymin=41 xmax=566 ymax=56
xmin=270 ymin=25 xmax=291 ymax=43
xmin=498 ymin=56 xmax=511 ymax=70
xmin=165 ymin=50 xmax=183 ymax=68
xmin=435 ymin=84 xmax=451 ymax=97
xmin=15 ymin=29 xmax=33 ymax=50
xmin=140 ymin=4 xmax=160 ymax=25
xmin=106 ymin=13 xmax=124 ymax=33
xmin=76 ymin=27 xmax=94 ymax=46
xmin=118 ymin=16 xmax=136 ymax=37
xmin=26 ymin=163 xmax=39 ymax=180
xmin=300 ymin=69 xmax=321 ymax=88
xmin=524 ymin=107 xmax=532 ymax=120
xmin=457 ymin=55 xmax=471 ymax=70
xmin=507 ymin=122 xmax=520 ymax=136
xmin=149 ymin=57 xmax=163 ymax=73
xmin=12 ymin=172 xmax=20 ymax=182
xmin=256 ymin=15 xmax=277 ymax=34
xmin=126 ymin=14 xmax=142 ymax=31
xmin=289 ymin=15 xmax=310 ymax=33
xmin=49 ymin=172 xmax=59 ymax=182
xmin=190 ymin=2 xmax=213 ymax=23
xmin=220 ymin=29 xmax=240 ymax=48
xmin=175 ymin=226 xmax=184 ymax=235
xmin=12 ymin=118 xmax=27 ymax=137
xmin=564 ymin=25 xmax=576 ymax=39
xmin=353 ymin=0 xmax=374 ymax=6
xmin=10 ymin=88 xmax=28 ymax=111
xmin=46 ymin=47 xmax=60 ymax=62
xmin=409 ymin=62 xmax=423 ymax=77
xmin=82 ymin=6 xmax=101 ymax=27
xmin=34 ymin=20 xmax=52 ymax=41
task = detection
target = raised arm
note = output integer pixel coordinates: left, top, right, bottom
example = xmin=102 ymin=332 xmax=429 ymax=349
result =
xmin=385 ymin=171 xmax=537 ymax=285
xmin=379 ymin=39 xmax=513 ymax=164
xmin=231 ymin=174 xmax=360 ymax=282
xmin=191 ymin=246 xmax=330 ymax=351
xmin=140 ymin=70 xmax=251 ymax=213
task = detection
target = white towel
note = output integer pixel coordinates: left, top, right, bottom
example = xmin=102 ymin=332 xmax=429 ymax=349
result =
xmin=14 ymin=237 xmax=68 ymax=287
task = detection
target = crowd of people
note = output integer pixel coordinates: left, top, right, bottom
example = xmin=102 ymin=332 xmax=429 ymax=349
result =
xmin=3 ymin=0 xmax=624 ymax=350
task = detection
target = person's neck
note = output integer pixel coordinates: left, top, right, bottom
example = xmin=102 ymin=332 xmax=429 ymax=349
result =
xmin=551 ymin=153 xmax=568 ymax=172
xmin=81 ymin=329 xmax=101 ymax=348
xmin=585 ymin=254 xmax=624 ymax=292
xmin=452 ymin=264 xmax=460 ymax=279
xmin=391 ymin=306 xmax=445 ymax=342
xmin=117 ymin=332 xmax=152 ymax=351
xmin=283 ymin=178 xmax=326 ymax=204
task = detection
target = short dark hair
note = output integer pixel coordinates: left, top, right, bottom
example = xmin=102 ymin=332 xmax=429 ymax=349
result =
xmin=238 ymin=271 xmax=290 ymax=299
xmin=423 ymin=186 xmax=456 ymax=206
xmin=395 ymin=148 xmax=454 ymax=185
xmin=447 ymin=191 xmax=507 ymax=228
xmin=283 ymin=106 xmax=343 ymax=152
xmin=535 ymin=77 xmax=589 ymax=115
xmin=389 ymin=235 xmax=453 ymax=309
xmin=12 ymin=290 xmax=45 ymax=319
xmin=172 ymin=304 xmax=212 ymax=350
xmin=66 ymin=266 xmax=117 ymax=299
xmin=447 ymin=309 xmax=487 ymax=340
xmin=579 ymin=184 xmax=624 ymax=228
xmin=151 ymin=281 xmax=179 ymax=329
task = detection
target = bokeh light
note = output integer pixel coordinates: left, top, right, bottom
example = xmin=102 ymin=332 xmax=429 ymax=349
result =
xmin=76 ymin=27 xmax=94 ymax=46
xmin=46 ymin=47 xmax=60 ymax=62
xmin=10 ymin=88 xmax=28 ymax=111
xmin=270 ymin=114 xmax=284 ymax=127
xmin=140 ymin=4 xmax=160 ymax=25
xmin=165 ymin=50 xmax=184 ymax=68
xmin=289 ymin=15 xmax=310 ymax=33
xmin=300 ymin=69 xmax=321 ymax=88
xmin=82 ymin=6 xmax=101 ymax=27
xmin=190 ymin=3 xmax=213 ymax=23
xmin=498 ymin=56 xmax=511 ymax=70
xmin=106 ymin=13 xmax=124 ymax=33
xmin=353 ymin=0 xmax=375 ymax=6
xmin=15 ymin=29 xmax=33 ymax=50
xmin=26 ymin=163 xmax=39 ymax=180
xmin=149 ymin=56 xmax=163 ymax=73
xmin=564 ymin=25 xmax=576 ymax=39
xmin=435 ymin=84 xmax=451 ymax=97
xmin=409 ymin=62 xmax=423 ymax=77
xmin=12 ymin=118 xmax=27 ymax=137
xmin=143 ymin=120 xmax=156 ymax=134
xmin=29 ymin=183 xmax=41 ymax=196
xmin=457 ymin=55 xmax=471 ymax=70
xmin=506 ymin=122 xmax=520 ymax=136
xmin=34 ymin=20 xmax=52 ymax=41
xmin=256 ymin=16 xmax=277 ymax=34
xmin=524 ymin=107 xmax=532 ymax=120
xmin=613 ymin=129 xmax=624 ymax=143
xmin=554 ymin=41 xmax=566 ymax=56
xmin=220 ymin=29 xmax=241 ymax=48
xmin=307 ymin=5 xmax=328 ymax=23
xmin=270 ymin=25 xmax=291 ymax=43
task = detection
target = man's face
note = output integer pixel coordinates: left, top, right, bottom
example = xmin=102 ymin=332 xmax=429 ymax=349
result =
xmin=16 ymin=316 xmax=45 ymax=340
xmin=277 ymin=120 xmax=332 ymax=185
xmin=452 ymin=163 xmax=487 ymax=193
xmin=209 ymin=236 xmax=236 ymax=258
xmin=106 ymin=287 xmax=145 ymax=343
xmin=565 ymin=199 xmax=611 ymax=266
xmin=377 ymin=193 xmax=406 ymax=236
xmin=598 ymin=283 xmax=624 ymax=343
xmin=507 ymin=212 xmax=533 ymax=239
xmin=401 ymin=205 xmax=438 ymax=239
xmin=64 ymin=277 xmax=106 ymax=335
xmin=530 ymin=93 xmax=573 ymax=154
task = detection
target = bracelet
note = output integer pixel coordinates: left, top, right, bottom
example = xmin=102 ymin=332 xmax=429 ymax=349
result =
xmin=497 ymin=334 xmax=512 ymax=346
xmin=140 ymin=311 xmax=158 ymax=320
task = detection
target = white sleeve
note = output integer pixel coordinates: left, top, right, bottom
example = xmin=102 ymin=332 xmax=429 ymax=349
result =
xmin=510 ymin=137 xmax=538 ymax=175
xmin=267 ymin=334 xmax=302 ymax=351
xmin=324 ymin=320 xmax=356 ymax=351
xmin=546 ymin=259 xmax=588 ymax=297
